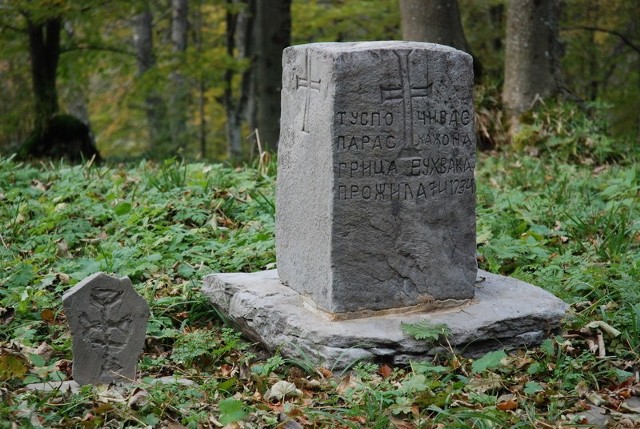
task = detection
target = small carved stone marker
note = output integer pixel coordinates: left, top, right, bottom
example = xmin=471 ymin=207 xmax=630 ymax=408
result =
xmin=62 ymin=272 xmax=149 ymax=385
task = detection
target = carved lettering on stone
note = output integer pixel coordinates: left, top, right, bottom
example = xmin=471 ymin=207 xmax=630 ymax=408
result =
xmin=277 ymin=42 xmax=477 ymax=316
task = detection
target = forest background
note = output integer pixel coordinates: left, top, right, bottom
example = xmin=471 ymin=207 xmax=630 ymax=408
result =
xmin=1 ymin=0 xmax=639 ymax=162
xmin=1 ymin=1 xmax=639 ymax=426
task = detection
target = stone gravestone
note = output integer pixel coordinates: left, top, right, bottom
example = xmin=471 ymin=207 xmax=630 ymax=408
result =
xmin=277 ymin=41 xmax=476 ymax=317
xmin=203 ymin=42 xmax=567 ymax=367
xmin=63 ymin=272 xmax=149 ymax=385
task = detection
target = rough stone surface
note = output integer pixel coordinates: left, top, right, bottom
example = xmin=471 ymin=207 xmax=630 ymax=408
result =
xmin=62 ymin=272 xmax=150 ymax=385
xmin=26 ymin=380 xmax=81 ymax=394
xmin=202 ymin=270 xmax=568 ymax=369
xmin=26 ymin=377 xmax=194 ymax=393
xmin=277 ymin=41 xmax=477 ymax=315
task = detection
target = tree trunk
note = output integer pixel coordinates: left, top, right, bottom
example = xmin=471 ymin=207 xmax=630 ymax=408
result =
xmin=503 ymin=0 xmax=561 ymax=119
xmin=400 ymin=0 xmax=469 ymax=50
xmin=254 ymin=0 xmax=291 ymax=152
xmin=193 ymin=0 xmax=207 ymax=158
xmin=224 ymin=0 xmax=254 ymax=160
xmin=489 ymin=4 xmax=505 ymax=53
xmin=21 ymin=17 xmax=100 ymax=161
xmin=28 ymin=18 xmax=61 ymax=128
xmin=242 ymin=0 xmax=257 ymax=148
xmin=400 ymin=0 xmax=482 ymax=81
xmin=134 ymin=5 xmax=170 ymax=152
xmin=169 ymin=0 xmax=189 ymax=155
xmin=134 ymin=4 xmax=169 ymax=149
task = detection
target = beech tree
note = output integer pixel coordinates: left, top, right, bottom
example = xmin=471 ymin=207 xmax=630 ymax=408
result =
xmin=0 ymin=1 xmax=145 ymax=161
xmin=134 ymin=3 xmax=170 ymax=152
xmin=502 ymin=0 xmax=562 ymax=121
xmin=6 ymin=6 xmax=101 ymax=161
xmin=27 ymin=17 xmax=61 ymax=129
xmin=253 ymin=0 xmax=291 ymax=151
xmin=168 ymin=0 xmax=189 ymax=154
xmin=223 ymin=0 xmax=255 ymax=160
xmin=399 ymin=0 xmax=481 ymax=80
xmin=400 ymin=0 xmax=469 ymax=50
xmin=222 ymin=0 xmax=291 ymax=156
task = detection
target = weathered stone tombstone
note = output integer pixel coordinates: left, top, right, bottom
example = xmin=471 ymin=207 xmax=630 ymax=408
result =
xmin=277 ymin=41 xmax=476 ymax=317
xmin=62 ymin=272 xmax=149 ymax=385
xmin=203 ymin=41 xmax=567 ymax=367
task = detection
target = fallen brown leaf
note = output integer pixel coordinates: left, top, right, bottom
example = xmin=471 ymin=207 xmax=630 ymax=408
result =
xmin=40 ymin=309 xmax=55 ymax=323
xmin=467 ymin=373 xmax=502 ymax=393
xmin=497 ymin=399 xmax=518 ymax=411
xmin=379 ymin=364 xmax=393 ymax=378
xmin=56 ymin=359 xmax=73 ymax=378
xmin=317 ymin=367 xmax=332 ymax=378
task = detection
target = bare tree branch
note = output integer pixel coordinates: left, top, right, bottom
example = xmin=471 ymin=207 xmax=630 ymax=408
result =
xmin=563 ymin=25 xmax=640 ymax=56
xmin=0 ymin=22 xmax=26 ymax=33
xmin=60 ymin=45 xmax=137 ymax=58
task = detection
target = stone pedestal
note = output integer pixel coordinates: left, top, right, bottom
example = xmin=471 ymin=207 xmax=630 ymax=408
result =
xmin=203 ymin=270 xmax=568 ymax=369
xmin=202 ymin=42 xmax=568 ymax=366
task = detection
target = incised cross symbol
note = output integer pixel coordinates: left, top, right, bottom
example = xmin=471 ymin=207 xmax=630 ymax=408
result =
xmin=296 ymin=50 xmax=321 ymax=133
xmin=380 ymin=50 xmax=433 ymax=147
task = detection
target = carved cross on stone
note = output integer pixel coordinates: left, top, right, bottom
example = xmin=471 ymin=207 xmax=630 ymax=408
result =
xmin=296 ymin=50 xmax=321 ymax=133
xmin=380 ymin=50 xmax=433 ymax=147
xmin=62 ymin=272 xmax=149 ymax=385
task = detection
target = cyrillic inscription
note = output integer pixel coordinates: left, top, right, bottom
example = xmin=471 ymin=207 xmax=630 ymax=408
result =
xmin=335 ymin=99 xmax=475 ymax=203
xmin=416 ymin=109 xmax=471 ymax=126
xmin=336 ymin=135 xmax=397 ymax=150
xmin=336 ymin=111 xmax=394 ymax=126
xmin=336 ymin=179 xmax=475 ymax=201
xmin=336 ymin=157 xmax=474 ymax=178
xmin=277 ymin=42 xmax=477 ymax=314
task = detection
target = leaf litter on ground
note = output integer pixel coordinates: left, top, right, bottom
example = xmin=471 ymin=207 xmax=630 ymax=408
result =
xmin=0 ymin=145 xmax=638 ymax=427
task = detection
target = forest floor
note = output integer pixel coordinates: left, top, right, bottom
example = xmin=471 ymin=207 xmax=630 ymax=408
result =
xmin=1 ymin=108 xmax=639 ymax=427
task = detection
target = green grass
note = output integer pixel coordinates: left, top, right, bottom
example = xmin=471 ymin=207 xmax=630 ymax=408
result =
xmin=0 ymin=115 xmax=638 ymax=427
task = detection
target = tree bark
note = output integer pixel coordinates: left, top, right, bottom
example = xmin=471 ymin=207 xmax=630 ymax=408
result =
xmin=193 ymin=0 xmax=207 ymax=158
xmin=21 ymin=16 xmax=100 ymax=161
xmin=224 ymin=0 xmax=254 ymax=160
xmin=254 ymin=0 xmax=291 ymax=152
xmin=169 ymin=0 xmax=189 ymax=155
xmin=134 ymin=4 xmax=170 ymax=151
xmin=400 ymin=0 xmax=482 ymax=81
xmin=400 ymin=0 xmax=469 ymax=50
xmin=28 ymin=18 xmax=61 ymax=128
xmin=503 ymin=0 xmax=561 ymax=119
xmin=242 ymin=0 xmax=257 ymax=146
xmin=134 ymin=8 xmax=154 ymax=73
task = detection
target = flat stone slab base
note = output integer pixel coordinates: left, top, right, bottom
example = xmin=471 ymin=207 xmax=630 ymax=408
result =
xmin=202 ymin=270 xmax=568 ymax=369
xmin=25 ymin=376 xmax=195 ymax=394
